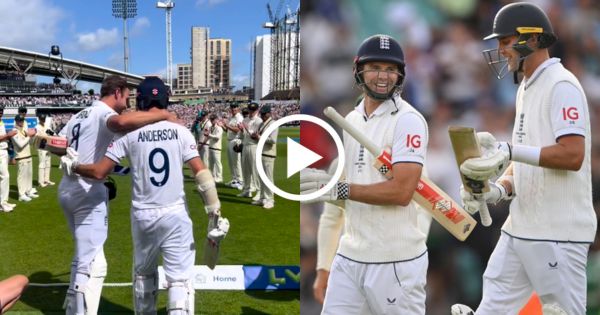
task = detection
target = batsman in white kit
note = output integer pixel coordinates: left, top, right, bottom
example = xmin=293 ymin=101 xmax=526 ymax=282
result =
xmin=58 ymin=75 xmax=174 ymax=315
xmin=301 ymin=35 xmax=430 ymax=315
xmin=62 ymin=77 xmax=230 ymax=314
xmin=451 ymin=3 xmax=597 ymax=315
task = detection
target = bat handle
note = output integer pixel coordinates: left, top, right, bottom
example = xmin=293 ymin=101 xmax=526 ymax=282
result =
xmin=478 ymin=200 xmax=493 ymax=227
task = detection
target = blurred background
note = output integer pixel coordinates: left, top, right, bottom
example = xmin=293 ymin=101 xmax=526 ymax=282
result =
xmin=299 ymin=0 xmax=600 ymax=314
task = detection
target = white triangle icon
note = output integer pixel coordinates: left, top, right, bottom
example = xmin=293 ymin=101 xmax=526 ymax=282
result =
xmin=287 ymin=137 xmax=322 ymax=178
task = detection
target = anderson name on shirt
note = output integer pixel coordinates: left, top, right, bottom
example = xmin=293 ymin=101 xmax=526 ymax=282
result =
xmin=138 ymin=128 xmax=179 ymax=142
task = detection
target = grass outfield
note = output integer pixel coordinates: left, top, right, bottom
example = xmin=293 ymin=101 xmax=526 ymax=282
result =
xmin=0 ymin=126 xmax=300 ymax=314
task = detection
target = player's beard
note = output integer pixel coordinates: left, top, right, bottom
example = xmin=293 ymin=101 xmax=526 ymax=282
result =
xmin=366 ymin=73 xmax=396 ymax=96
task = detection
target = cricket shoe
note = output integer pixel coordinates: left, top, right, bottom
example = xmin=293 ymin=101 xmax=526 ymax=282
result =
xmin=1 ymin=203 xmax=14 ymax=212
xmin=18 ymin=195 xmax=32 ymax=202
xmin=208 ymin=217 xmax=230 ymax=241
xmin=47 ymin=181 xmax=56 ymax=186
xmin=252 ymin=193 xmax=262 ymax=202
xmin=27 ymin=192 xmax=39 ymax=199
xmin=263 ymin=200 xmax=274 ymax=209
xmin=251 ymin=199 xmax=264 ymax=206
xmin=451 ymin=304 xmax=474 ymax=315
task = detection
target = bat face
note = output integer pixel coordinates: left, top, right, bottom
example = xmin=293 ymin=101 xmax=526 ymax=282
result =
xmin=448 ymin=126 xmax=493 ymax=227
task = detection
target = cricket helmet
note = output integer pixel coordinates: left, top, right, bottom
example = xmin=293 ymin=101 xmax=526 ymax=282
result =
xmin=483 ymin=2 xmax=556 ymax=80
xmin=353 ymin=34 xmax=405 ymax=101
xmin=136 ymin=77 xmax=169 ymax=111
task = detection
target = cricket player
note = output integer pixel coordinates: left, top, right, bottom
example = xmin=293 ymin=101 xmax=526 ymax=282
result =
xmin=62 ymin=77 xmax=229 ymax=314
xmin=12 ymin=115 xmax=38 ymax=202
xmin=35 ymin=113 xmax=55 ymax=187
xmin=197 ymin=111 xmax=212 ymax=164
xmin=222 ymin=103 xmax=243 ymax=189
xmin=58 ymin=75 xmax=175 ymax=315
xmin=237 ymin=102 xmax=262 ymax=198
xmin=17 ymin=106 xmax=27 ymax=128
xmin=207 ymin=114 xmax=223 ymax=183
xmin=190 ymin=112 xmax=202 ymax=143
xmin=451 ymin=3 xmax=597 ymax=315
xmin=252 ymin=105 xmax=278 ymax=209
xmin=0 ymin=106 xmax=17 ymax=212
xmin=300 ymin=34 xmax=430 ymax=315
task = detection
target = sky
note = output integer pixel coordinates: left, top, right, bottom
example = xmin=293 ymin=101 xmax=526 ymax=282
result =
xmin=0 ymin=0 xmax=299 ymax=92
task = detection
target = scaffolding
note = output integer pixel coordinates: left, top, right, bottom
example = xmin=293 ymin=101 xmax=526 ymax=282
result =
xmin=265 ymin=3 xmax=300 ymax=97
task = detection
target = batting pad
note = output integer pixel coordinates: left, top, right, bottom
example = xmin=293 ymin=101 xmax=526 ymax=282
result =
xmin=195 ymin=169 xmax=220 ymax=213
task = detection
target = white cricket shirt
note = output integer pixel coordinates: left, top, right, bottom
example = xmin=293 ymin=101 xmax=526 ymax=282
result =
xmin=339 ymin=96 xmax=429 ymax=263
xmin=106 ymin=120 xmax=199 ymax=210
xmin=504 ymin=58 xmax=597 ymax=242
xmin=61 ymin=100 xmax=118 ymax=186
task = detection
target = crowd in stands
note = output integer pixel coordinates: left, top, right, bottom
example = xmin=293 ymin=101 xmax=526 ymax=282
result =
xmin=169 ymin=100 xmax=300 ymax=129
xmin=0 ymin=94 xmax=98 ymax=108
xmin=47 ymin=100 xmax=299 ymax=134
xmin=301 ymin=0 xmax=600 ymax=314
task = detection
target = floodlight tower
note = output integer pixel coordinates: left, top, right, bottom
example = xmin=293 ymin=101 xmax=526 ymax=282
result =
xmin=112 ymin=0 xmax=137 ymax=73
xmin=156 ymin=1 xmax=175 ymax=86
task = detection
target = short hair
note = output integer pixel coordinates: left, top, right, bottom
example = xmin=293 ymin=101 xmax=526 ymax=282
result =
xmin=100 ymin=75 xmax=129 ymax=98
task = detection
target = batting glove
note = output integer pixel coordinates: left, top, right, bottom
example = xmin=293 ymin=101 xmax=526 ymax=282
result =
xmin=460 ymin=132 xmax=511 ymax=181
xmin=460 ymin=181 xmax=510 ymax=215
xmin=300 ymin=168 xmax=349 ymax=203
xmin=451 ymin=304 xmax=474 ymax=315
xmin=208 ymin=217 xmax=230 ymax=241
xmin=60 ymin=147 xmax=79 ymax=176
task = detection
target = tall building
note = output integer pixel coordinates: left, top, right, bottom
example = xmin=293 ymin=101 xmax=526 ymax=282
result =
xmin=208 ymin=39 xmax=231 ymax=92
xmin=191 ymin=26 xmax=209 ymax=88
xmin=176 ymin=63 xmax=192 ymax=90
xmin=253 ymin=34 xmax=271 ymax=100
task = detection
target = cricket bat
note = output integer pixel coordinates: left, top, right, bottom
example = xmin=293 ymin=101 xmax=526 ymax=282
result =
xmin=203 ymin=210 xmax=222 ymax=270
xmin=34 ymin=134 xmax=67 ymax=156
xmin=323 ymin=107 xmax=476 ymax=241
xmin=448 ymin=126 xmax=492 ymax=227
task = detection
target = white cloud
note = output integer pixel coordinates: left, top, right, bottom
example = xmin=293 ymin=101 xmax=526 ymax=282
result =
xmin=232 ymin=74 xmax=249 ymax=89
xmin=0 ymin=0 xmax=64 ymax=52
xmin=195 ymin=0 xmax=227 ymax=7
xmin=107 ymin=52 xmax=124 ymax=71
xmin=77 ymin=28 xmax=119 ymax=52
xmin=131 ymin=17 xmax=150 ymax=36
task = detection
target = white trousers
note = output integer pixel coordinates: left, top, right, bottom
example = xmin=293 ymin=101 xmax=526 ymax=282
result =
xmin=322 ymin=253 xmax=428 ymax=315
xmin=0 ymin=150 xmax=9 ymax=203
xmin=38 ymin=149 xmax=51 ymax=184
xmin=132 ymin=206 xmax=195 ymax=282
xmin=477 ymin=233 xmax=590 ymax=315
xmin=199 ymin=145 xmax=209 ymax=165
xmin=59 ymin=181 xmax=109 ymax=315
xmin=241 ymin=144 xmax=259 ymax=193
xmin=209 ymin=148 xmax=222 ymax=183
xmin=259 ymin=156 xmax=275 ymax=202
xmin=16 ymin=157 xmax=32 ymax=197
xmin=227 ymin=140 xmax=242 ymax=182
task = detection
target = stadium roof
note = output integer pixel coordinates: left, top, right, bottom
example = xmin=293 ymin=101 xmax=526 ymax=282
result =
xmin=0 ymin=46 xmax=145 ymax=88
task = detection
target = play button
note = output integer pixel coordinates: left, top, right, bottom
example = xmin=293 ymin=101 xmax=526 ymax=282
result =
xmin=255 ymin=114 xmax=345 ymax=202
xmin=286 ymin=138 xmax=322 ymax=178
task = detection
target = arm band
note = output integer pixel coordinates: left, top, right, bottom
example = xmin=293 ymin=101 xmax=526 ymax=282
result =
xmin=512 ymin=144 xmax=541 ymax=166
